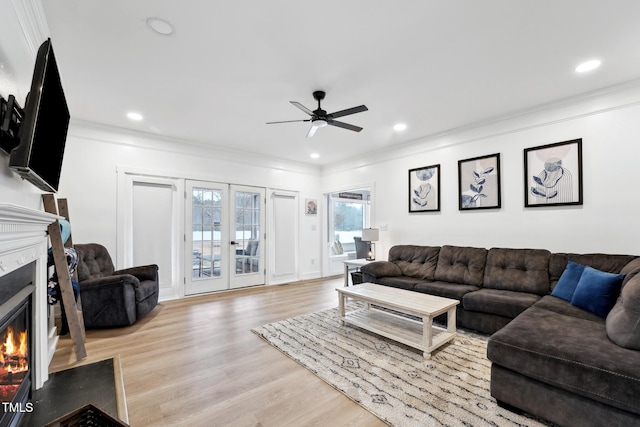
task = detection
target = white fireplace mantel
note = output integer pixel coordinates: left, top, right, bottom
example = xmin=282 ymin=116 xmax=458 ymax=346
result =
xmin=0 ymin=203 xmax=62 ymax=389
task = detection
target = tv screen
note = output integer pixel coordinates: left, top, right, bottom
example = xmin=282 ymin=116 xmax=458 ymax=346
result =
xmin=10 ymin=38 xmax=70 ymax=193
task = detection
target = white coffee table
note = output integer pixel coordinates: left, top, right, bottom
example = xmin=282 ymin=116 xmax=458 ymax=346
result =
xmin=336 ymin=282 xmax=459 ymax=358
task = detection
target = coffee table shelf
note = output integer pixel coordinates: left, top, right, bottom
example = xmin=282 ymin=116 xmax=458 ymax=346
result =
xmin=336 ymin=283 xmax=459 ymax=358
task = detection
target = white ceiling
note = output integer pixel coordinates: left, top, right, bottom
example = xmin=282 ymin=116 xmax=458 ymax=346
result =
xmin=41 ymin=1 xmax=640 ymax=167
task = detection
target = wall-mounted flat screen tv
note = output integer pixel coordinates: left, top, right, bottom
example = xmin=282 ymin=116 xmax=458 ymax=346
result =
xmin=10 ymin=38 xmax=70 ymax=193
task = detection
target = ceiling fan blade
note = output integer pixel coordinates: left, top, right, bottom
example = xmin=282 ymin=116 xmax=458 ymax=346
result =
xmin=328 ymin=120 xmax=363 ymax=132
xmin=266 ymin=119 xmax=311 ymax=124
xmin=306 ymin=125 xmax=318 ymax=138
xmin=328 ymin=105 xmax=368 ymax=119
xmin=290 ymin=101 xmax=314 ymax=116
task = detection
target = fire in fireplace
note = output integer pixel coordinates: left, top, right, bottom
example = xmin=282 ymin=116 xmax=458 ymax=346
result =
xmin=0 ymin=324 xmax=29 ymax=401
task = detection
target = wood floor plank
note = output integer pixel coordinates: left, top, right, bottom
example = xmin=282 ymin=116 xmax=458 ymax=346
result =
xmin=49 ymin=278 xmax=386 ymax=427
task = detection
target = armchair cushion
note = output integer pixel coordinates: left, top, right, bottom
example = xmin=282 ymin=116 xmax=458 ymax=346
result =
xmin=76 ymin=243 xmax=115 ymax=280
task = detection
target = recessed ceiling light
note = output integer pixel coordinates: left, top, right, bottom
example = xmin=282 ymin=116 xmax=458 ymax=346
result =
xmin=127 ymin=112 xmax=143 ymax=121
xmin=310 ymin=153 xmax=320 ymax=159
xmin=393 ymin=123 xmax=407 ymax=132
xmin=575 ymin=59 xmax=601 ymax=73
xmin=146 ymin=17 xmax=175 ymax=36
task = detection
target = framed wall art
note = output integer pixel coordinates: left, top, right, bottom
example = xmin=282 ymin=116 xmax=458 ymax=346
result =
xmin=409 ymin=164 xmax=440 ymax=212
xmin=458 ymin=153 xmax=501 ymax=210
xmin=305 ymin=198 xmax=318 ymax=215
xmin=524 ymin=138 xmax=583 ymax=207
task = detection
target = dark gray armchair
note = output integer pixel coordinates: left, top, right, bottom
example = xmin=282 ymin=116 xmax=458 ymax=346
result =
xmin=75 ymin=243 xmax=159 ymax=328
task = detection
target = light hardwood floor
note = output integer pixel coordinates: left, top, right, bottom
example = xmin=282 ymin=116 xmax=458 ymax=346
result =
xmin=49 ymin=277 xmax=387 ymax=427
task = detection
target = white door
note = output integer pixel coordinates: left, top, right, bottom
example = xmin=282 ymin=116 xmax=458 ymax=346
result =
xmin=185 ymin=181 xmax=229 ymax=295
xmin=117 ymin=172 xmax=184 ymax=301
xmin=230 ymin=185 xmax=265 ymax=289
xmin=268 ymin=190 xmax=299 ymax=285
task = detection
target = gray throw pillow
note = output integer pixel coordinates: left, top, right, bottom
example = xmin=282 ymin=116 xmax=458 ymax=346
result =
xmin=606 ymin=273 xmax=640 ymax=350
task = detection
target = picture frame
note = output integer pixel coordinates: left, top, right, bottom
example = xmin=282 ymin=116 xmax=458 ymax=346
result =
xmin=409 ymin=164 xmax=440 ymax=212
xmin=458 ymin=153 xmax=501 ymax=210
xmin=524 ymin=138 xmax=583 ymax=207
xmin=305 ymin=198 xmax=318 ymax=215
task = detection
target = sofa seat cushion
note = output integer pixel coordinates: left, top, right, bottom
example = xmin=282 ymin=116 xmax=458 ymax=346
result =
xmin=434 ymin=245 xmax=487 ymax=286
xmin=533 ymin=295 xmax=604 ymax=322
xmin=413 ymin=281 xmax=479 ymax=300
xmin=462 ymin=289 xmax=540 ymax=318
xmin=483 ymin=248 xmax=550 ymax=295
xmin=374 ymin=276 xmax=424 ymax=291
xmin=488 ymin=305 xmax=640 ymax=415
xmin=388 ymin=245 xmax=440 ymax=279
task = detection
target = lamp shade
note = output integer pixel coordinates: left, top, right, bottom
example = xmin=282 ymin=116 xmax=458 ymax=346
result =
xmin=361 ymin=228 xmax=379 ymax=242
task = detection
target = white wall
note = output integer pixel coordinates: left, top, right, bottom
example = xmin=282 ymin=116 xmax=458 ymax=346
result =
xmin=0 ymin=0 xmax=48 ymax=209
xmin=322 ymin=83 xmax=640 ymax=257
xmin=57 ymin=123 xmax=324 ymax=279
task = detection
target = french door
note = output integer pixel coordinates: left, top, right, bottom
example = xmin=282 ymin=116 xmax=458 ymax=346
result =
xmin=229 ymin=185 xmax=266 ymax=288
xmin=185 ymin=181 xmax=265 ymax=295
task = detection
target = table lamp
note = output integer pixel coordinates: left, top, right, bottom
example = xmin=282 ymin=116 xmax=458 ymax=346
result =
xmin=361 ymin=228 xmax=379 ymax=261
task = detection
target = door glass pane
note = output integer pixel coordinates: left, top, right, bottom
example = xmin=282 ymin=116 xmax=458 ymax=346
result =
xmin=192 ymin=187 xmax=222 ymax=279
xmin=235 ymin=191 xmax=261 ymax=275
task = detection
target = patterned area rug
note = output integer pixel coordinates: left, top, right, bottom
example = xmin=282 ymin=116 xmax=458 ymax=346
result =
xmin=252 ymin=303 xmax=548 ymax=427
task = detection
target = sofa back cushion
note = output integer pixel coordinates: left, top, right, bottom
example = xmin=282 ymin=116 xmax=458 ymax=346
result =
xmin=549 ymin=253 xmax=636 ymax=290
xmin=434 ymin=245 xmax=487 ymax=286
xmin=483 ymin=248 xmax=550 ymax=295
xmin=75 ymin=243 xmax=116 ymax=281
xmin=388 ymin=245 xmax=440 ymax=280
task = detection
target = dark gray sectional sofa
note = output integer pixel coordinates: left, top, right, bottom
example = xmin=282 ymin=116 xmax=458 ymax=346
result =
xmin=360 ymin=245 xmax=640 ymax=427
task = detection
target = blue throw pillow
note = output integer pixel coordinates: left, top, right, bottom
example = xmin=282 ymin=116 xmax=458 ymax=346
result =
xmin=571 ymin=266 xmax=625 ymax=318
xmin=551 ymin=261 xmax=585 ymax=301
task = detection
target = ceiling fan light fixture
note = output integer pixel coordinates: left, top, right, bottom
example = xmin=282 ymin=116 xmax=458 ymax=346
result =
xmin=313 ymin=119 xmax=328 ymax=128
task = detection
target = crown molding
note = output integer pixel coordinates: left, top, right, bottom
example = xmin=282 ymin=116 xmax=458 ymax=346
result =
xmin=10 ymin=0 xmax=49 ymax=57
xmin=321 ymin=78 xmax=640 ymax=175
xmin=68 ymin=119 xmax=322 ymax=176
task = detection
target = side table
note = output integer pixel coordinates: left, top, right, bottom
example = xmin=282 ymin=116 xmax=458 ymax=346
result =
xmin=343 ymin=258 xmax=373 ymax=286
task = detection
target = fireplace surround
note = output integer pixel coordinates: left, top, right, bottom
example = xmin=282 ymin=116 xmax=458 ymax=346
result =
xmin=0 ymin=204 xmax=60 ymax=425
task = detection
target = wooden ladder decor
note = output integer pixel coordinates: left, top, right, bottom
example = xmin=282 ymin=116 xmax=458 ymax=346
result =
xmin=43 ymin=194 xmax=87 ymax=361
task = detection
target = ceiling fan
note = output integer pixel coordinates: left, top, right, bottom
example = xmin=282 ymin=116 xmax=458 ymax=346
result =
xmin=267 ymin=90 xmax=368 ymax=138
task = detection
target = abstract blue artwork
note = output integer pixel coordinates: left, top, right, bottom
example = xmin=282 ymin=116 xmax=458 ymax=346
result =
xmin=524 ymin=139 xmax=583 ymax=207
xmin=458 ymin=153 xmax=501 ymax=210
xmin=409 ymin=164 xmax=440 ymax=212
